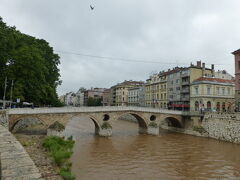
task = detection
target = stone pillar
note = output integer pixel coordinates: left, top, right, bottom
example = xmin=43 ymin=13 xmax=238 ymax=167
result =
xmin=98 ymin=128 xmax=112 ymax=137
xmin=98 ymin=122 xmax=112 ymax=137
xmin=139 ymin=127 xmax=148 ymax=134
xmin=147 ymin=126 xmax=159 ymax=135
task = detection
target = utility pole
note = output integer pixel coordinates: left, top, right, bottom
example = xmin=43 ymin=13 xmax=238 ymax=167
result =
xmin=3 ymin=77 xmax=7 ymax=109
xmin=10 ymin=80 xmax=13 ymax=108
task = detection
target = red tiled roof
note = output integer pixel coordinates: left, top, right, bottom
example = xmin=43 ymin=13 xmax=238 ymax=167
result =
xmin=193 ymin=77 xmax=235 ymax=84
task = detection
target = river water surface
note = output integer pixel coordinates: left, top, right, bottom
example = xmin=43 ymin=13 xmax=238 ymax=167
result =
xmin=65 ymin=116 xmax=240 ymax=180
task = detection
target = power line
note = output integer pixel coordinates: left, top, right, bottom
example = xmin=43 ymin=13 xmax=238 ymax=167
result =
xmin=55 ymin=50 xmax=232 ymax=66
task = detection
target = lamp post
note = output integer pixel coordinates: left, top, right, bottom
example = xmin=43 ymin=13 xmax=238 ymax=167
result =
xmin=3 ymin=77 xmax=7 ymax=109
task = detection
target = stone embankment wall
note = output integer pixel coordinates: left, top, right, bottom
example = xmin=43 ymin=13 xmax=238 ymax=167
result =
xmin=202 ymin=113 xmax=240 ymax=144
xmin=0 ymin=111 xmax=8 ymax=128
xmin=0 ymin=125 xmax=43 ymax=179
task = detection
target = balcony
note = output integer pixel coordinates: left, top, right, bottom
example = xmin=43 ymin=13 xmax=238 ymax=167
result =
xmin=181 ymin=88 xmax=190 ymax=93
xmin=181 ymin=81 xmax=190 ymax=85
xmin=181 ymin=95 xmax=190 ymax=101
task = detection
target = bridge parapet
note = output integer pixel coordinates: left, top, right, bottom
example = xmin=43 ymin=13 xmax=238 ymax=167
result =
xmin=8 ymin=106 xmax=183 ymax=115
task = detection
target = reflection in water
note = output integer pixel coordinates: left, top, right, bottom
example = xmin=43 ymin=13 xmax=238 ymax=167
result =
xmin=65 ymin=116 xmax=240 ymax=180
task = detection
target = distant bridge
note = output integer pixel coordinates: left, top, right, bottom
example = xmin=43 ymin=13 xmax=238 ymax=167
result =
xmin=4 ymin=106 xmax=203 ymax=136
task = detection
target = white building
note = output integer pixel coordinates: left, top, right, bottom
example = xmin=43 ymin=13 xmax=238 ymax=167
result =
xmin=128 ymin=86 xmax=145 ymax=107
xmin=214 ymin=70 xmax=234 ymax=80
xmin=64 ymin=92 xmax=77 ymax=106
xmin=76 ymin=90 xmax=84 ymax=106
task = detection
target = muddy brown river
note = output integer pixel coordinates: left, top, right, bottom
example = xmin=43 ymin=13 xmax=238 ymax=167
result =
xmin=65 ymin=116 xmax=240 ymax=180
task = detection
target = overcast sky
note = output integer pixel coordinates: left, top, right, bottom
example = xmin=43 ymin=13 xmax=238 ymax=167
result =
xmin=1 ymin=0 xmax=240 ymax=95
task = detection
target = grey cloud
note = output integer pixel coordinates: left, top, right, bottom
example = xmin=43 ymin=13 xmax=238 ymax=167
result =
xmin=0 ymin=0 xmax=239 ymax=95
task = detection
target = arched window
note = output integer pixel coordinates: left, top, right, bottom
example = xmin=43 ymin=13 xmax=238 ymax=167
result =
xmin=216 ymin=102 xmax=220 ymax=112
xmin=207 ymin=101 xmax=211 ymax=110
xmin=195 ymin=101 xmax=199 ymax=111
xmin=222 ymin=102 xmax=226 ymax=112
xmin=227 ymin=103 xmax=231 ymax=112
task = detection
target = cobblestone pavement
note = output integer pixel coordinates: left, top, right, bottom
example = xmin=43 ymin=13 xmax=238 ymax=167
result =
xmin=0 ymin=125 xmax=43 ymax=180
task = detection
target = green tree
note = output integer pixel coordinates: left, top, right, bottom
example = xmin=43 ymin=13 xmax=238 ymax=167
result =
xmin=87 ymin=97 xmax=102 ymax=106
xmin=0 ymin=17 xmax=61 ymax=106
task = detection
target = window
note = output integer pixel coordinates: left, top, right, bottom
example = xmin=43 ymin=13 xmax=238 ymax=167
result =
xmin=176 ymin=79 xmax=179 ymax=83
xmin=216 ymin=102 xmax=220 ymax=111
xmin=216 ymin=87 xmax=220 ymax=95
xmin=222 ymin=102 xmax=226 ymax=111
xmin=228 ymin=88 xmax=230 ymax=95
xmin=207 ymin=87 xmax=211 ymax=95
xmin=207 ymin=101 xmax=211 ymax=110
xmin=195 ymin=101 xmax=199 ymax=111
xmin=222 ymin=88 xmax=225 ymax=95
xmin=176 ymin=87 xmax=180 ymax=91
xmin=195 ymin=87 xmax=199 ymax=95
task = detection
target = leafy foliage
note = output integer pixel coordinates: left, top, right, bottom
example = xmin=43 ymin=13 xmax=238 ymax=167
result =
xmin=43 ymin=136 xmax=75 ymax=179
xmin=87 ymin=97 xmax=102 ymax=106
xmin=48 ymin=121 xmax=65 ymax=131
xmin=0 ymin=17 xmax=62 ymax=106
xmin=101 ymin=122 xmax=112 ymax=129
xmin=149 ymin=122 xmax=158 ymax=128
xmin=193 ymin=126 xmax=207 ymax=134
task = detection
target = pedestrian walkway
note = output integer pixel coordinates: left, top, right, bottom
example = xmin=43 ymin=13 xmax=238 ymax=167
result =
xmin=0 ymin=125 xmax=43 ymax=180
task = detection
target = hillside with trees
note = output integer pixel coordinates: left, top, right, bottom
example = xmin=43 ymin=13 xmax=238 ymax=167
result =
xmin=0 ymin=17 xmax=62 ymax=106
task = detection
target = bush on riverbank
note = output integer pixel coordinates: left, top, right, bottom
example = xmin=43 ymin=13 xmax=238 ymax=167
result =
xmin=43 ymin=136 xmax=75 ymax=180
xmin=193 ymin=126 xmax=207 ymax=134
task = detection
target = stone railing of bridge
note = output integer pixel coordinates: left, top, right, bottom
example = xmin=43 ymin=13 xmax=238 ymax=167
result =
xmin=7 ymin=106 xmax=183 ymax=115
xmin=0 ymin=125 xmax=43 ymax=179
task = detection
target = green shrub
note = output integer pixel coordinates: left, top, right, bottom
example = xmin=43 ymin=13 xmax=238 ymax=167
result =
xmin=43 ymin=136 xmax=75 ymax=179
xmin=193 ymin=126 xmax=207 ymax=134
xmin=101 ymin=122 xmax=112 ymax=129
xmin=60 ymin=167 xmax=75 ymax=180
xmin=149 ymin=122 xmax=158 ymax=128
xmin=48 ymin=121 xmax=65 ymax=131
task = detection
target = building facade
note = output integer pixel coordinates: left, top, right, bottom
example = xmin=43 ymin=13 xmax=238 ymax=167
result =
xmin=83 ymin=88 xmax=106 ymax=106
xmin=111 ymin=80 xmax=144 ymax=106
xmin=128 ymin=86 xmax=145 ymax=106
xmin=190 ymin=77 xmax=235 ymax=112
xmin=102 ymin=89 xmax=111 ymax=106
xmin=233 ymin=49 xmax=240 ymax=111
xmin=145 ymin=72 xmax=167 ymax=108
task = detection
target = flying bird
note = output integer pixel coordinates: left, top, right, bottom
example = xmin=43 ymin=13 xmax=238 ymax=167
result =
xmin=90 ymin=5 xmax=94 ymax=10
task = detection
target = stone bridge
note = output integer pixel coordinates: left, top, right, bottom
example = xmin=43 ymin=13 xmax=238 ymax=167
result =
xmin=4 ymin=106 xmax=202 ymax=136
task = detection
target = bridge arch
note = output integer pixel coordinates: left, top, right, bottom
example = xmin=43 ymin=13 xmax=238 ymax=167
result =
xmin=66 ymin=114 xmax=101 ymax=135
xmin=10 ymin=115 xmax=46 ymax=132
xmin=164 ymin=117 xmax=182 ymax=128
xmin=114 ymin=112 xmax=148 ymax=134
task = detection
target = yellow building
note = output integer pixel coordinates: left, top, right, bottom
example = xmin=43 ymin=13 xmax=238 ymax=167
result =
xmin=145 ymin=72 xmax=167 ymax=108
xmin=112 ymin=81 xmax=144 ymax=106
xmin=190 ymin=77 xmax=235 ymax=112
xmin=189 ymin=61 xmax=214 ymax=83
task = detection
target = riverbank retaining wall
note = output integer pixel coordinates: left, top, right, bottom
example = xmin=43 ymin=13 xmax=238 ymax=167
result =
xmin=0 ymin=111 xmax=8 ymax=128
xmin=201 ymin=113 xmax=240 ymax=144
xmin=0 ymin=125 xmax=42 ymax=179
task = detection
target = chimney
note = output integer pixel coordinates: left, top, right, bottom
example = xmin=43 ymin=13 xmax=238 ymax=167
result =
xmin=211 ymin=64 xmax=214 ymax=70
xmin=197 ymin=61 xmax=201 ymax=67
